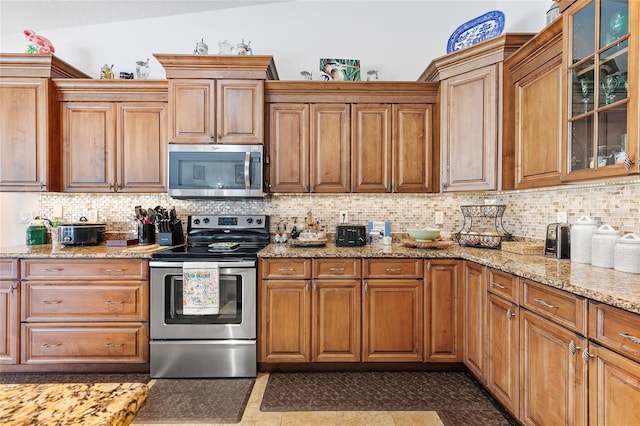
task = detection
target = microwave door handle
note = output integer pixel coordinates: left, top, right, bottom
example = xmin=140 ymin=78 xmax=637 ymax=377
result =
xmin=244 ymin=152 xmax=251 ymax=189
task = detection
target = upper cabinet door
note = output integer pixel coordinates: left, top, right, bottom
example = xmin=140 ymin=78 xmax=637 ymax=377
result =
xmin=268 ymin=103 xmax=310 ymax=193
xmin=563 ymin=0 xmax=638 ymax=180
xmin=352 ymin=104 xmax=392 ymax=192
xmin=441 ymin=65 xmax=498 ymax=191
xmin=216 ymin=79 xmax=263 ymax=144
xmin=311 ymin=103 xmax=351 ymax=193
xmin=393 ymin=104 xmax=433 ymax=193
xmin=169 ymin=79 xmax=215 ymax=143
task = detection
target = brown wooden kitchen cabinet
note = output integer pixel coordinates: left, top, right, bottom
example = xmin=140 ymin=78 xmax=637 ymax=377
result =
xmin=462 ymin=261 xmax=485 ymax=380
xmin=424 ymin=259 xmax=462 ymax=362
xmin=0 ymin=259 xmax=19 ymax=364
xmin=420 ymin=34 xmax=533 ymax=191
xmin=0 ymin=54 xmax=89 ymax=192
xmin=362 ymin=259 xmax=423 ymax=362
xmin=505 ymin=18 xmax=564 ymax=189
xmin=265 ymin=82 xmax=437 ymax=194
xmin=15 ymin=258 xmax=149 ymax=371
xmin=155 ymin=55 xmax=278 ymax=145
xmin=485 ymin=270 xmax=519 ymax=418
xmin=57 ymin=80 xmax=168 ymax=193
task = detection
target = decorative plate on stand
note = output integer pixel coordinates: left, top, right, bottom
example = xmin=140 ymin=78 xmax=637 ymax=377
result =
xmin=446 ymin=10 xmax=506 ymax=53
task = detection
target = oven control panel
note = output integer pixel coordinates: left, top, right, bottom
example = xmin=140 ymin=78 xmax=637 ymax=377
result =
xmin=189 ymin=215 xmax=268 ymax=230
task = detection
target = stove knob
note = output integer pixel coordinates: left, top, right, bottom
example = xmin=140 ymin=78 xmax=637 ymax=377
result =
xmin=193 ymin=219 xmax=201 ymax=225
xmin=256 ymin=218 xmax=263 ymax=224
xmin=246 ymin=217 xmax=253 ymax=224
xmin=203 ymin=218 xmax=210 ymax=224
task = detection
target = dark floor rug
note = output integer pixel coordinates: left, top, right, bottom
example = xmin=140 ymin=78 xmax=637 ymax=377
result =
xmin=0 ymin=372 xmax=151 ymax=384
xmin=260 ymin=371 xmax=517 ymax=426
xmin=133 ymin=378 xmax=255 ymax=424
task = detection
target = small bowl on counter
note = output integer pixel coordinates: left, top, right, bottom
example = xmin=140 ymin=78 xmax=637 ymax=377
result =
xmin=407 ymin=228 xmax=442 ymax=242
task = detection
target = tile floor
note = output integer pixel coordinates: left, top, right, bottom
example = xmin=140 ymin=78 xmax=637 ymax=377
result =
xmin=132 ymin=372 xmax=445 ymax=426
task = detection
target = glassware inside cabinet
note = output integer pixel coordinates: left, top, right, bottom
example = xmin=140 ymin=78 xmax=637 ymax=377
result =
xmin=600 ymin=0 xmax=628 ymax=48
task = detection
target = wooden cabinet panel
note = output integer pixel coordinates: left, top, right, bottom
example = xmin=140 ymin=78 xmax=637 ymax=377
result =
xmin=463 ymin=261 xmax=485 ymax=380
xmin=62 ymin=102 xmax=116 ymax=192
xmin=0 ymin=280 xmax=19 ymax=364
xmin=589 ymin=302 xmax=640 ymax=363
xmin=311 ymin=103 xmax=351 ymax=192
xmin=352 ymin=104 xmax=391 ymax=192
xmin=216 ymin=79 xmax=263 ymax=144
xmin=22 ymin=281 xmax=148 ymax=322
xmin=424 ymin=259 xmax=462 ymax=362
xmin=363 ymin=279 xmax=423 ymax=362
xmin=259 ymin=280 xmax=311 ymax=362
xmin=268 ymin=103 xmax=309 ymax=192
xmin=588 ymin=343 xmax=640 ymax=426
xmin=520 ymin=310 xmax=587 ymax=426
xmin=486 ymin=292 xmax=519 ymax=417
xmin=0 ymin=259 xmax=18 ymax=279
xmin=117 ymin=103 xmax=167 ymax=192
xmin=169 ymin=79 xmax=215 ymax=143
xmin=521 ymin=279 xmax=587 ymax=334
xmin=260 ymin=258 xmax=311 ymax=280
xmin=312 ymin=258 xmax=361 ymax=279
xmin=21 ymin=323 xmax=148 ymax=363
xmin=312 ymin=279 xmax=361 ymax=362
xmin=393 ymin=104 xmax=433 ymax=193
xmin=363 ymin=259 xmax=423 ymax=279
xmin=488 ymin=268 xmax=518 ymax=303
xmin=21 ymin=259 xmax=148 ymax=281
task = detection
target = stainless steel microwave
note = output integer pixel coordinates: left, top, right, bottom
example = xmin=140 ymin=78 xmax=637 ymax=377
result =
xmin=168 ymin=144 xmax=265 ymax=199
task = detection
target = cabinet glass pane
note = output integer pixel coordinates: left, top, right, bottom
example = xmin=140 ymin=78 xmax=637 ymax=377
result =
xmin=573 ymin=64 xmax=595 ymax=117
xmin=600 ymin=0 xmax=628 ymax=47
xmin=573 ymin=1 xmax=595 ymax=62
xmin=570 ymin=116 xmax=594 ymax=171
xmin=597 ymin=104 xmax=628 ymax=166
xmin=599 ymin=49 xmax=628 ymax=107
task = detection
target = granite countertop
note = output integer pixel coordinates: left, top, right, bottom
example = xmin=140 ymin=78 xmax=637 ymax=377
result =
xmin=0 ymin=382 xmax=148 ymax=426
xmin=259 ymin=242 xmax=640 ymax=315
xmin=0 ymin=243 xmax=172 ymax=259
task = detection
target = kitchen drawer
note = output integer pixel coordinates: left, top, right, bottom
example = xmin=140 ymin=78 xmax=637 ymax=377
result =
xmin=21 ymin=323 xmax=148 ymax=364
xmin=22 ymin=281 xmax=148 ymax=322
xmin=487 ymin=268 xmax=517 ymax=303
xmin=0 ymin=259 xmax=18 ymax=280
xmin=521 ymin=279 xmax=587 ymax=334
xmin=21 ymin=259 xmax=148 ymax=281
xmin=589 ymin=302 xmax=640 ymax=363
xmin=260 ymin=258 xmax=311 ymax=279
xmin=363 ymin=259 xmax=423 ymax=279
xmin=313 ymin=258 xmax=361 ymax=279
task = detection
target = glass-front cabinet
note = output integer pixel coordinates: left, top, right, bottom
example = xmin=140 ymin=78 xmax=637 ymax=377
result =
xmin=563 ymin=0 xmax=638 ymax=180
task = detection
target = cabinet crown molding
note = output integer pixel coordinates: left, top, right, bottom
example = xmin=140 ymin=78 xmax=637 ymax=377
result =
xmin=154 ymin=54 xmax=279 ymax=80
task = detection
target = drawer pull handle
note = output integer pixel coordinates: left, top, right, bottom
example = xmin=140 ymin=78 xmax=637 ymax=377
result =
xmin=492 ymin=282 xmax=507 ymax=289
xmin=328 ymin=267 xmax=345 ymax=272
xmin=534 ymin=298 xmax=558 ymax=309
xmin=106 ymin=301 xmax=124 ymax=305
xmin=43 ymin=268 xmax=63 ymax=272
xmin=106 ymin=343 xmax=124 ymax=348
xmin=105 ymin=269 xmax=125 ymax=273
xmin=278 ymin=267 xmax=295 ymax=273
xmin=569 ymin=340 xmax=581 ymax=355
xmin=385 ymin=268 xmax=402 ymax=273
xmin=41 ymin=343 xmax=61 ymax=348
xmin=42 ymin=300 xmax=62 ymax=305
xmin=619 ymin=333 xmax=640 ymax=345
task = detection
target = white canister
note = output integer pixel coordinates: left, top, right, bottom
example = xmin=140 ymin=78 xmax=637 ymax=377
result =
xmin=571 ymin=216 xmax=598 ymax=264
xmin=614 ymin=233 xmax=640 ymax=274
xmin=591 ymin=224 xmax=619 ymax=268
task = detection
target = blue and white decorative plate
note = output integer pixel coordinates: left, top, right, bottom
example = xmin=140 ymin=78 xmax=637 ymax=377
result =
xmin=446 ymin=10 xmax=506 ymax=53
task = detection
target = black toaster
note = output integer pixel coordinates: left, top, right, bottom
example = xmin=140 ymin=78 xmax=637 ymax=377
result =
xmin=335 ymin=224 xmax=367 ymax=247
xmin=544 ymin=223 xmax=571 ymax=258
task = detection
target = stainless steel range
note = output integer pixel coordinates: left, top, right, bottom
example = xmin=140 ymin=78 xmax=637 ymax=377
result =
xmin=149 ymin=214 xmax=269 ymax=378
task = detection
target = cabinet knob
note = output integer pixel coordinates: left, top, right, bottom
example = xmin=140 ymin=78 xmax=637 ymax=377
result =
xmin=569 ymin=340 xmax=581 ymax=355
xmin=582 ymin=348 xmax=594 ymax=364
xmin=506 ymin=309 xmax=515 ymax=320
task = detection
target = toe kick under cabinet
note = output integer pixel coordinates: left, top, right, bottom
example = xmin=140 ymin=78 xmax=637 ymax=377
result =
xmin=19 ymin=258 xmax=149 ymax=370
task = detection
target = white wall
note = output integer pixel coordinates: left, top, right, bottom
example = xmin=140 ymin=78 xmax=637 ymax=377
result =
xmin=1 ymin=1 xmax=550 ymax=80
xmin=0 ymin=193 xmax=39 ymax=247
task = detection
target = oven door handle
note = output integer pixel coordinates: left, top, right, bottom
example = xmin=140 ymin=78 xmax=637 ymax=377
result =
xmin=244 ymin=151 xmax=251 ymax=189
xmin=150 ymin=260 xmax=256 ymax=268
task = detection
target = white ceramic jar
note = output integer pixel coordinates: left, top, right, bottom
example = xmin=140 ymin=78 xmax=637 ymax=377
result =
xmin=571 ymin=216 xmax=598 ymax=264
xmin=614 ymin=233 xmax=640 ymax=274
xmin=591 ymin=224 xmax=619 ymax=268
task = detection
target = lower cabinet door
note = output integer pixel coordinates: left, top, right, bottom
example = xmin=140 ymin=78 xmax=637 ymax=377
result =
xmin=520 ymin=310 xmax=587 ymax=426
xmin=312 ymin=279 xmax=361 ymax=362
xmin=21 ymin=323 xmax=148 ymax=363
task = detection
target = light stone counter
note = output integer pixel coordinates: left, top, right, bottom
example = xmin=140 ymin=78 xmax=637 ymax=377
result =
xmin=258 ymin=242 xmax=640 ymax=314
xmin=0 ymin=243 xmax=171 ymax=259
xmin=0 ymin=382 xmax=148 ymax=426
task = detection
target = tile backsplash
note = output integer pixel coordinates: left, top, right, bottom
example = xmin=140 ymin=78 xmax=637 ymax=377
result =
xmin=39 ymin=178 xmax=640 ymax=241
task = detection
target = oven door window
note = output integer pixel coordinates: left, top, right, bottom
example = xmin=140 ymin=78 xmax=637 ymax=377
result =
xmin=165 ymin=274 xmax=242 ymax=324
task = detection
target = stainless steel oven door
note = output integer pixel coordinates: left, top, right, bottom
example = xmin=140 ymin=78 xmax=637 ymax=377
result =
xmin=150 ymin=261 xmax=256 ymax=340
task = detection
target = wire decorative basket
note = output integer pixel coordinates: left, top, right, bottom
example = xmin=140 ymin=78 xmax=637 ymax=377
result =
xmin=454 ymin=204 xmax=512 ymax=249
